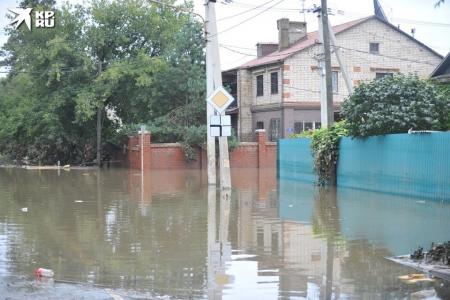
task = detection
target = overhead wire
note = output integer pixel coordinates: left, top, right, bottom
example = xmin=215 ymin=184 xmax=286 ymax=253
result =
xmin=209 ymin=0 xmax=287 ymax=38
xmin=218 ymin=0 xmax=278 ymax=22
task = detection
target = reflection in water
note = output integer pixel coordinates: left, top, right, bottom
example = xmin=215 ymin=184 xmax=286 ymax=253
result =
xmin=0 ymin=168 xmax=449 ymax=299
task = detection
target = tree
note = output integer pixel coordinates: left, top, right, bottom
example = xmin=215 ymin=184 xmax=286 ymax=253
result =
xmin=341 ymin=74 xmax=450 ymax=137
xmin=0 ymin=0 xmax=205 ymax=165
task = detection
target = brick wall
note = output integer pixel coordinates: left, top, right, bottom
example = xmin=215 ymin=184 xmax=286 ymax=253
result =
xmin=237 ymin=69 xmax=254 ymax=142
xmin=284 ymin=18 xmax=442 ymax=104
xmin=127 ymin=130 xmax=276 ymax=169
xmin=236 ymin=17 xmax=443 ymax=141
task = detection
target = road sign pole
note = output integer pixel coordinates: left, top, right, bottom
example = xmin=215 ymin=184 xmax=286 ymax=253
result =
xmin=206 ymin=0 xmax=231 ymax=189
xmin=205 ymin=0 xmax=216 ymax=185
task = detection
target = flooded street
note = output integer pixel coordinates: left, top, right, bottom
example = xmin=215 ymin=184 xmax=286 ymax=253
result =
xmin=0 ymin=168 xmax=449 ymax=299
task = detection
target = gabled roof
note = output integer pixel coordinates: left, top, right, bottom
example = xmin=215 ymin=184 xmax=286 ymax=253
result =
xmin=238 ymin=15 xmax=442 ymax=70
xmin=430 ymin=52 xmax=450 ymax=77
xmin=239 ymin=16 xmax=371 ymax=69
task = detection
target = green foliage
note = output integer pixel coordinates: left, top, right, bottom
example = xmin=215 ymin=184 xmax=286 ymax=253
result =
xmin=435 ymin=82 xmax=450 ymax=128
xmin=293 ymin=121 xmax=348 ymax=186
xmin=310 ymin=121 xmax=348 ymax=186
xmin=342 ymin=74 xmax=450 ymax=137
xmin=0 ymin=0 xmax=205 ymax=164
xmin=181 ymin=126 xmax=207 ymax=161
xmin=228 ymin=129 xmax=239 ymax=152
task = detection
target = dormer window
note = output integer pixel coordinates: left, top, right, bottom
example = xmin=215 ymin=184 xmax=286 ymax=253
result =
xmin=370 ymin=42 xmax=379 ymax=54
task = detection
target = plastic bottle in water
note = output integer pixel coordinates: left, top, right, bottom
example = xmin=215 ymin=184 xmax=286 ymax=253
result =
xmin=35 ymin=268 xmax=54 ymax=278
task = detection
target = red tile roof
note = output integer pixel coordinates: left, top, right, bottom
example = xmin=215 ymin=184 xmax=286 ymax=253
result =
xmin=239 ymin=16 xmax=373 ymax=69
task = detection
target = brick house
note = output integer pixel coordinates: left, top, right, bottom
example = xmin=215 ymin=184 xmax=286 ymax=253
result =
xmin=223 ymin=16 xmax=443 ymax=142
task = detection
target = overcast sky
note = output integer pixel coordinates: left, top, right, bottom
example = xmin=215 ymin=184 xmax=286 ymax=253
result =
xmin=1 ymin=0 xmax=449 ymax=73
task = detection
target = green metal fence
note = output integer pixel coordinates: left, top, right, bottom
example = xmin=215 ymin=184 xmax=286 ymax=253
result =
xmin=338 ymin=132 xmax=450 ymax=201
xmin=278 ymin=132 xmax=450 ymax=202
xmin=278 ymin=138 xmax=315 ymax=183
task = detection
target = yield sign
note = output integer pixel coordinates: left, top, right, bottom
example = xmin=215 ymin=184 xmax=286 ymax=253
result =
xmin=206 ymin=86 xmax=234 ymax=114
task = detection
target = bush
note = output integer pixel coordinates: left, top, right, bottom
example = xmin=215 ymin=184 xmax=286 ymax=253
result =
xmin=181 ymin=125 xmax=207 ymax=161
xmin=292 ymin=121 xmax=348 ymax=186
xmin=310 ymin=121 xmax=348 ymax=186
xmin=342 ymin=74 xmax=450 ymax=137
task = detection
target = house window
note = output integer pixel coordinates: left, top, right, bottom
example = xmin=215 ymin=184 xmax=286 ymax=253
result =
xmin=304 ymin=122 xmax=313 ymax=131
xmin=332 ymin=71 xmax=338 ymax=93
xmin=294 ymin=122 xmax=303 ymax=134
xmin=376 ymin=72 xmax=393 ymax=79
xmin=270 ymin=72 xmax=278 ymax=94
xmin=256 ymin=121 xmax=264 ymax=130
xmin=269 ymin=118 xmax=281 ymax=141
xmin=256 ymin=75 xmax=264 ymax=96
xmin=369 ymin=42 xmax=379 ymax=54
xmin=315 ymin=122 xmax=321 ymax=129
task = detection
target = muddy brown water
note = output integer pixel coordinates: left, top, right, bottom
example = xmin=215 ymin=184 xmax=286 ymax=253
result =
xmin=0 ymin=168 xmax=449 ymax=299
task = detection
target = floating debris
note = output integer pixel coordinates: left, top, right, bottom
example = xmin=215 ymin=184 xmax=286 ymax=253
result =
xmin=387 ymin=241 xmax=450 ymax=282
xmin=411 ymin=246 xmax=424 ymax=260
xmin=398 ymin=273 xmax=435 ymax=284
xmin=409 ymin=242 xmax=450 ymax=265
xmin=35 ymin=268 xmax=54 ymax=278
xmin=423 ymin=242 xmax=450 ymax=265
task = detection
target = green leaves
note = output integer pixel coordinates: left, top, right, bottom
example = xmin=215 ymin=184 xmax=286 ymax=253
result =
xmin=293 ymin=121 xmax=348 ymax=186
xmin=0 ymin=0 xmax=205 ymax=164
xmin=342 ymin=74 xmax=450 ymax=137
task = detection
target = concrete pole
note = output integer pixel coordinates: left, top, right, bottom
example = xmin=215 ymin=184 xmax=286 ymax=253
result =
xmin=318 ymin=0 xmax=334 ymax=128
xmin=205 ymin=1 xmax=217 ymax=185
xmin=206 ymin=0 xmax=231 ymax=189
xmin=207 ymin=185 xmax=217 ymax=298
xmin=327 ymin=22 xmax=353 ymax=94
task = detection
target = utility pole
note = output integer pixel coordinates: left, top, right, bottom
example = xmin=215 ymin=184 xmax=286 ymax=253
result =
xmin=327 ymin=22 xmax=353 ymax=94
xmin=318 ymin=0 xmax=334 ymax=128
xmin=205 ymin=0 xmax=232 ymax=189
xmin=205 ymin=1 xmax=217 ymax=185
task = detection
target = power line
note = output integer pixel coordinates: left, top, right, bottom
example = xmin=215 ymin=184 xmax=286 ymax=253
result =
xmin=218 ymin=0 xmax=277 ymax=22
xmin=360 ymin=29 xmax=449 ymax=53
xmin=210 ymin=0 xmax=287 ymax=38
xmin=220 ymin=45 xmax=255 ymax=56
xmin=336 ymin=45 xmax=437 ymax=66
xmin=146 ymin=0 xmax=205 ymax=23
xmin=225 ymin=1 xmax=450 ymax=28
xmin=228 ymin=1 xmax=301 ymax=12
xmin=220 ymin=43 xmax=256 ymax=51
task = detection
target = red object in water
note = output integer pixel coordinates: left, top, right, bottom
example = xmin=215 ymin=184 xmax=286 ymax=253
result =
xmin=35 ymin=268 xmax=54 ymax=278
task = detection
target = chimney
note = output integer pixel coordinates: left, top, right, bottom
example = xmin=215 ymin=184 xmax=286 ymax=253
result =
xmin=277 ymin=18 xmax=307 ymax=51
xmin=256 ymin=43 xmax=278 ymax=58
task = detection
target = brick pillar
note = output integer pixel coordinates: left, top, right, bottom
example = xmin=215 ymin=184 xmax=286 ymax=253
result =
xmin=127 ymin=136 xmax=139 ymax=168
xmin=141 ymin=132 xmax=151 ymax=169
xmin=256 ymin=129 xmax=267 ymax=168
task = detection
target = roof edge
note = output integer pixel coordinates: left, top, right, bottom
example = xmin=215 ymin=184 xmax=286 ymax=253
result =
xmin=430 ymin=52 xmax=450 ymax=77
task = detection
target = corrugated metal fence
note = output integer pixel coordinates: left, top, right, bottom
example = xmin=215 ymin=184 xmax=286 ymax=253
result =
xmin=278 ymin=138 xmax=315 ymax=183
xmin=278 ymin=132 xmax=450 ymax=201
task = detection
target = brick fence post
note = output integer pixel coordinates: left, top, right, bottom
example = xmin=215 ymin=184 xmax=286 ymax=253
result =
xmin=141 ymin=132 xmax=151 ymax=169
xmin=256 ymin=129 xmax=267 ymax=168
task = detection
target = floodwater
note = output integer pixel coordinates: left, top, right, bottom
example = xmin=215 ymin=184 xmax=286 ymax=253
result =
xmin=0 ymin=168 xmax=449 ymax=299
